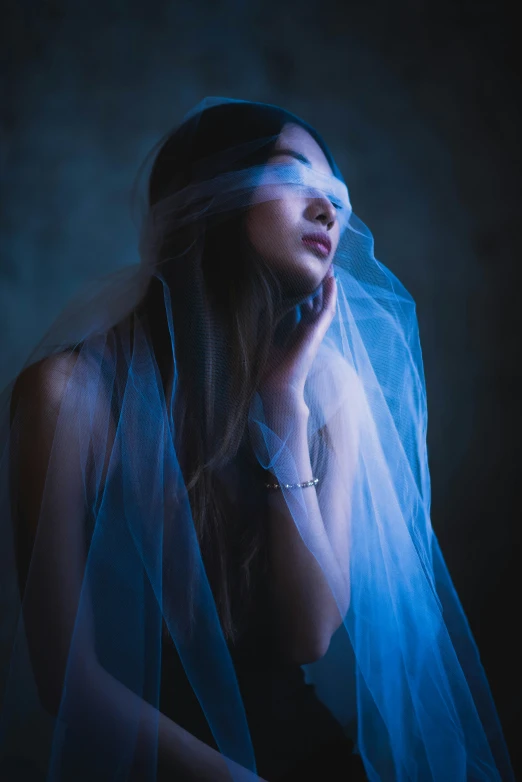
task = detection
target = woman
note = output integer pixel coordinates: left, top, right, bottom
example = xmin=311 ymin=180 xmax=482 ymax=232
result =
xmin=0 ymin=98 xmax=513 ymax=781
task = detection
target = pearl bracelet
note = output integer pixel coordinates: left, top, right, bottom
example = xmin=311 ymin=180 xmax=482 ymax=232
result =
xmin=263 ymin=477 xmax=319 ymax=491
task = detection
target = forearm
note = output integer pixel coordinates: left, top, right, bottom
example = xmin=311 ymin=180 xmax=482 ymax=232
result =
xmin=64 ymin=659 xmax=265 ymax=781
xmin=263 ymin=400 xmax=349 ymax=661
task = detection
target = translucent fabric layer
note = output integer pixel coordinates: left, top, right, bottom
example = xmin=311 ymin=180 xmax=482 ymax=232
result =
xmin=0 ymin=97 xmax=513 ymax=781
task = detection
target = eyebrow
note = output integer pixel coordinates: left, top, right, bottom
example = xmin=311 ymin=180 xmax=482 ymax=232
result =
xmin=270 ymin=149 xmax=312 ymax=167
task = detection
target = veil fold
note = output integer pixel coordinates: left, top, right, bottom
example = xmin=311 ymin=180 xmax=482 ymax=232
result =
xmin=0 ymin=97 xmax=513 ymax=781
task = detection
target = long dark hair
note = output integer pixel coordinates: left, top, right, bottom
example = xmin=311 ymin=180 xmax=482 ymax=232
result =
xmin=135 ymin=101 xmax=338 ymax=644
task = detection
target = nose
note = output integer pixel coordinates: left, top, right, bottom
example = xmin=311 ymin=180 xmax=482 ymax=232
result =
xmin=305 ymin=195 xmax=337 ymax=231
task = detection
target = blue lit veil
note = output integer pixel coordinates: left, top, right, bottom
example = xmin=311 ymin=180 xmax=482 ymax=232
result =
xmin=0 ymin=97 xmax=513 ymax=781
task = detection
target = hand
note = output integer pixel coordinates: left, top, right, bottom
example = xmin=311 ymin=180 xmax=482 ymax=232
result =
xmin=259 ymin=267 xmax=337 ymax=404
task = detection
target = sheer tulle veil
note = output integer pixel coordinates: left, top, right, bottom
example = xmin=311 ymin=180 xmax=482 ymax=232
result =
xmin=0 ymin=97 xmax=513 ymax=781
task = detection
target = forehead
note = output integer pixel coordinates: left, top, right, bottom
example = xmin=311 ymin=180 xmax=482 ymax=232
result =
xmin=275 ymin=123 xmax=333 ymax=176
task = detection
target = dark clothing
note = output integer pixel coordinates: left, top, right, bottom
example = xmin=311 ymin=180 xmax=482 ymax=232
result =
xmin=160 ymin=640 xmax=365 ymax=781
xmin=159 ymin=562 xmax=365 ymax=781
xmin=160 ymin=644 xmax=358 ymax=782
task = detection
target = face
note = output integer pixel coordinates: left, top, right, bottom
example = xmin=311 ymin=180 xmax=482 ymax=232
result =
xmin=244 ymin=123 xmax=341 ymax=295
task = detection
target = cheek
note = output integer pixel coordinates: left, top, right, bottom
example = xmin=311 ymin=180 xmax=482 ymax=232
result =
xmin=246 ymin=199 xmax=298 ymax=254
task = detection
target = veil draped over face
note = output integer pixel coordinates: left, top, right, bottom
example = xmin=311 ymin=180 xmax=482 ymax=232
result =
xmin=0 ymin=97 xmax=513 ymax=781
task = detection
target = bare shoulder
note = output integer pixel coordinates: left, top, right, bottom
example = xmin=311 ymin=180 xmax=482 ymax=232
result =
xmin=14 ymin=350 xmax=85 ymax=389
xmin=11 ymin=351 xmax=82 ymax=415
xmin=11 ymin=348 xmax=111 ymax=431
xmin=12 ymin=348 xmax=117 ymax=513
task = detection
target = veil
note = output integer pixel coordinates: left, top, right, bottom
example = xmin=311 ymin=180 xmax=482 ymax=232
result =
xmin=0 ymin=97 xmax=514 ymax=781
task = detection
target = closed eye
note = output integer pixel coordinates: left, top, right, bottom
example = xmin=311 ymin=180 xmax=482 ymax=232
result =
xmin=270 ymin=149 xmax=312 ymax=167
xmin=270 ymin=150 xmax=344 ymax=210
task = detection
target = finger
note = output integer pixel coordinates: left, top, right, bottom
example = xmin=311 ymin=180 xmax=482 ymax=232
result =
xmin=302 ymin=297 xmax=314 ymax=319
xmin=308 ymin=277 xmax=337 ymax=342
xmin=321 ymin=274 xmax=337 ymax=314
xmin=313 ymin=285 xmax=323 ymax=314
xmin=303 ymin=277 xmax=336 ymax=331
xmin=288 ymin=277 xmax=337 ymax=358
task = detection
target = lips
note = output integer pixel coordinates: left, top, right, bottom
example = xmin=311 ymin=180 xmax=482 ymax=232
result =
xmin=302 ymin=232 xmax=332 ymax=257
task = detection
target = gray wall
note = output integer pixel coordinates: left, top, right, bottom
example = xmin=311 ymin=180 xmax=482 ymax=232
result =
xmin=2 ymin=0 xmax=519 ymax=768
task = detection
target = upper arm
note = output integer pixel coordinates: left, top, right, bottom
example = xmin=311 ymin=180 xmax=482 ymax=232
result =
xmin=10 ymin=351 xmax=112 ymax=714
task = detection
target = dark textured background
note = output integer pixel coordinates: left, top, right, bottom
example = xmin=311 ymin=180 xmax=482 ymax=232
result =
xmin=1 ymin=0 xmax=520 ymax=775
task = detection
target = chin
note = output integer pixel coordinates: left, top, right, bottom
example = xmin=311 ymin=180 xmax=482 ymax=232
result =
xmin=270 ymin=250 xmax=328 ymax=297
xmin=296 ymin=255 xmax=328 ymax=290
